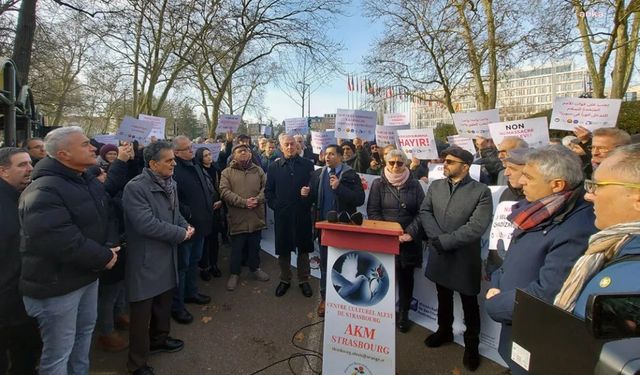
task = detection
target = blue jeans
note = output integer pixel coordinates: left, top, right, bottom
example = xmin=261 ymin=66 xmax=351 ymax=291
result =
xmin=172 ymin=233 xmax=205 ymax=312
xmin=23 ymin=280 xmax=99 ymax=375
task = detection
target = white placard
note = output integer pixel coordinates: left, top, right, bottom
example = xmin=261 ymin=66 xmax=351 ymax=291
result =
xmin=191 ymin=143 xmax=222 ymax=162
xmin=284 ymin=117 xmax=309 ymax=135
xmin=138 ymin=114 xmax=166 ymax=140
xmin=488 ymin=201 xmax=517 ymax=251
xmin=93 ymin=134 xmax=119 ymax=146
xmin=260 ymin=125 xmax=272 ymax=136
xmin=335 ymin=109 xmax=377 ymax=141
xmin=116 ymin=116 xmax=154 ymax=143
xmin=217 ymin=114 xmax=242 ymax=134
xmin=323 ymin=247 xmax=396 ymax=375
xmin=447 ymin=135 xmax=476 ymax=154
xmin=451 ymin=109 xmax=500 ymax=138
xmin=396 ymin=128 xmax=439 ymax=160
xmin=427 ymin=163 xmax=481 ymax=182
xmin=310 ymin=130 xmax=336 ymax=155
xmin=511 ymin=342 xmax=531 ymax=371
xmin=488 ymin=117 xmax=550 ymax=148
xmin=375 ymin=125 xmax=409 ymax=147
xmin=550 ymin=97 xmax=622 ymax=132
xmin=383 ymin=113 xmax=410 ymax=126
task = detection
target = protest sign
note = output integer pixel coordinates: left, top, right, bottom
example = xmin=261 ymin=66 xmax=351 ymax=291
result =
xmin=138 ymin=114 xmax=166 ymax=140
xmin=310 ymin=130 xmax=336 ymax=154
xmin=260 ymin=124 xmax=272 ymax=136
xmin=549 ymin=97 xmax=621 ymax=132
xmin=488 ymin=117 xmax=550 ymax=148
xmin=191 ymin=142 xmax=222 ymax=162
xmin=116 ymin=116 xmax=154 ymax=143
xmin=396 ymin=128 xmax=439 ymax=160
xmin=451 ymin=109 xmax=500 ymax=138
xmin=375 ymin=125 xmax=409 ymax=147
xmin=447 ymin=135 xmax=476 ymax=154
xmin=489 ymin=201 xmax=517 ymax=251
xmin=383 ymin=112 xmax=409 ymax=126
xmin=284 ymin=117 xmax=309 ymax=135
xmin=334 ymin=109 xmax=376 ymax=141
xmin=93 ymin=134 xmax=119 ymax=146
xmin=217 ymin=114 xmax=242 ymax=134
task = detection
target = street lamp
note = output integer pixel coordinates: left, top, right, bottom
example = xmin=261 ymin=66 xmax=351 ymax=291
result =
xmin=297 ymin=81 xmax=310 ymax=117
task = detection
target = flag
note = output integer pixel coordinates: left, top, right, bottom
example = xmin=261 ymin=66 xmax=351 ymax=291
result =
xmin=347 ymin=74 xmax=351 ymax=91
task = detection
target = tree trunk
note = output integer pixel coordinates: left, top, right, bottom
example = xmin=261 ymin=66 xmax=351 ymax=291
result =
xmin=12 ymin=0 xmax=37 ymax=84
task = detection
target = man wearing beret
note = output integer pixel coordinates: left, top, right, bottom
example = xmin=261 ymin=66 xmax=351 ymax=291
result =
xmin=420 ymin=146 xmax=493 ymax=372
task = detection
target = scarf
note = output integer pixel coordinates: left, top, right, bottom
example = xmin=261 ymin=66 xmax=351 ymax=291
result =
xmin=508 ymin=190 xmax=573 ymax=231
xmin=384 ymin=167 xmax=410 ymax=187
xmin=235 ymin=159 xmax=252 ymax=170
xmin=146 ymin=168 xmax=175 ymax=207
xmin=554 ymin=221 xmax=640 ymax=311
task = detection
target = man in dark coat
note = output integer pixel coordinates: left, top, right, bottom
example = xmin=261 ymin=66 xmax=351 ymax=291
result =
xmin=485 ymin=145 xmax=597 ymax=375
xmin=170 ymin=135 xmax=214 ymax=324
xmin=420 ymin=146 xmax=493 ymax=372
xmin=0 ymin=148 xmax=40 ymax=374
xmin=266 ymin=134 xmax=315 ymax=298
xmin=19 ymin=126 xmax=119 ymax=374
xmin=123 ymin=141 xmax=192 ymax=375
xmin=22 ymin=138 xmax=46 ymax=166
xmin=301 ymin=144 xmax=365 ymax=316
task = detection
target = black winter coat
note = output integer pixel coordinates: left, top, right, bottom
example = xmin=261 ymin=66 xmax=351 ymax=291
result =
xmin=173 ymin=157 xmax=214 ymax=236
xmin=0 ymin=179 xmax=29 ymax=326
xmin=367 ymin=173 xmax=425 ymax=267
xmin=19 ymin=157 xmax=116 ymax=299
xmin=265 ymin=155 xmax=314 ymax=254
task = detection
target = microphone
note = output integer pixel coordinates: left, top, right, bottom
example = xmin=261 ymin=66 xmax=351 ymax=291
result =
xmin=328 ymin=168 xmax=336 ymax=177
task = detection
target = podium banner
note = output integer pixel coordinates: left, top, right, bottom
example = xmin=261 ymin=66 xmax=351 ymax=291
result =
xmin=323 ymin=247 xmax=396 ymax=375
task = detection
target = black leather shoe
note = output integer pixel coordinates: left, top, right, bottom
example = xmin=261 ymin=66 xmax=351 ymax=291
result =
xmin=131 ymin=365 xmax=154 ymax=375
xmin=463 ymin=347 xmax=480 ymax=371
xmin=200 ymin=270 xmax=212 ymax=282
xmin=184 ymin=293 xmax=211 ymax=305
xmin=299 ymin=282 xmax=313 ymax=297
xmin=424 ymin=330 xmax=454 ymax=347
xmin=150 ymin=337 xmax=184 ymax=355
xmin=210 ymin=265 xmax=222 ymax=278
xmin=275 ymin=282 xmax=290 ymax=297
xmin=171 ymin=309 xmax=193 ymax=325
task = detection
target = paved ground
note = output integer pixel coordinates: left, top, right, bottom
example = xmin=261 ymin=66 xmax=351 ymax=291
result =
xmin=90 ymin=244 xmax=508 ymax=375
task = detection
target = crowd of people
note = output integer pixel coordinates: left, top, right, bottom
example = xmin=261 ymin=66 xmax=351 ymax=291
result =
xmin=0 ymin=123 xmax=639 ymax=375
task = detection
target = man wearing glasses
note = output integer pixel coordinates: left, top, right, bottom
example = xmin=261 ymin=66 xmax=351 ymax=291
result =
xmin=485 ymin=145 xmax=597 ymax=375
xmin=554 ymin=144 xmax=640 ymax=318
xmin=420 ymin=146 xmax=493 ymax=372
xmin=573 ymin=126 xmax=631 ymax=176
xmin=170 ymin=136 xmax=214 ymax=324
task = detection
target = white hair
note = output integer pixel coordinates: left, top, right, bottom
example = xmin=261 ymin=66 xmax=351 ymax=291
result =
xmin=525 ymin=145 xmax=583 ymax=188
xmin=44 ymin=126 xmax=85 ymax=159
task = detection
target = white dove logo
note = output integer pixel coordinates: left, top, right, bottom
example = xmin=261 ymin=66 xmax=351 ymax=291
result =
xmin=332 ymin=253 xmax=388 ymax=306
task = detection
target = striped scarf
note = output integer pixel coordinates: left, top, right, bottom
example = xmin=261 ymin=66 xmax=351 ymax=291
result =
xmin=554 ymin=221 xmax=640 ymax=311
xmin=509 ymin=190 xmax=574 ymax=230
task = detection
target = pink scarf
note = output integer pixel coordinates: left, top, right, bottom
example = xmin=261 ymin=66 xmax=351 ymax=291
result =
xmin=384 ymin=167 xmax=410 ymax=187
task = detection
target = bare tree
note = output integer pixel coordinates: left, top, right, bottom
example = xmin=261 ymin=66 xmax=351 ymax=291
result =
xmin=192 ymin=0 xmax=347 ymax=136
xmin=273 ymin=45 xmax=343 ymax=116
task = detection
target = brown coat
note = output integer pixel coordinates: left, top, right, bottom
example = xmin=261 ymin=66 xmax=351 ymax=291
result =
xmin=219 ymin=160 xmax=266 ymax=235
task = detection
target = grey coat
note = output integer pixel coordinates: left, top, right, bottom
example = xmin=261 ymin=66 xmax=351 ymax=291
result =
xmin=420 ymin=174 xmax=493 ymax=295
xmin=122 ymin=169 xmax=189 ymax=302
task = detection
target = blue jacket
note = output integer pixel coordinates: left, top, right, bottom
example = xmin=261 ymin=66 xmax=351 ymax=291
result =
xmin=573 ymin=235 xmax=640 ymax=318
xmin=485 ymin=192 xmax=597 ymax=373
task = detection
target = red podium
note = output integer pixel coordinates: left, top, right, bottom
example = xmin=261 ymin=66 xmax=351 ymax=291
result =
xmin=316 ymin=219 xmax=403 ymax=375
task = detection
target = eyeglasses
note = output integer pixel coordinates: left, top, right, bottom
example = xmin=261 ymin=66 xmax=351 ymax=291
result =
xmin=443 ymin=159 xmax=465 ymax=165
xmin=584 ymin=179 xmax=640 ymax=194
xmin=591 ymin=146 xmax=612 ymax=154
xmin=175 ymin=147 xmax=192 ymax=152
xmin=387 ymin=161 xmax=404 ymax=167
